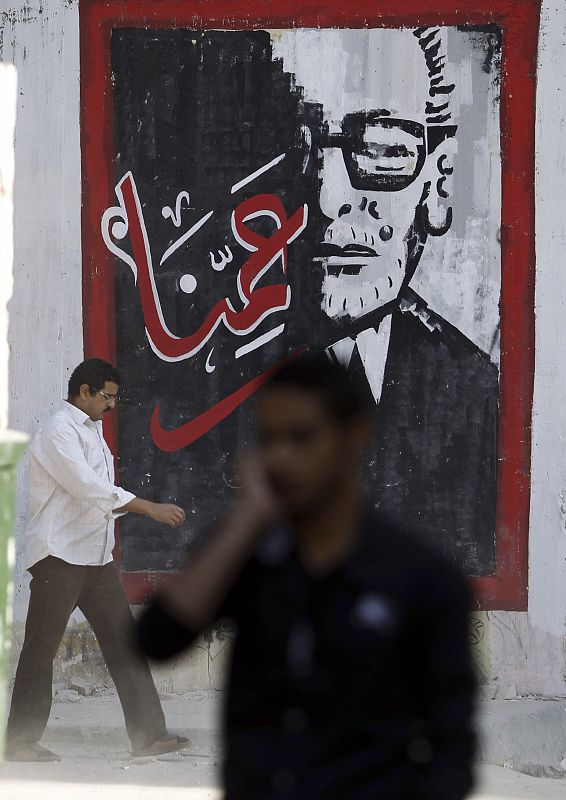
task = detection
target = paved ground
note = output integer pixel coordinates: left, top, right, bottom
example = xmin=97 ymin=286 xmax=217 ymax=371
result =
xmin=1 ymin=691 xmax=565 ymax=799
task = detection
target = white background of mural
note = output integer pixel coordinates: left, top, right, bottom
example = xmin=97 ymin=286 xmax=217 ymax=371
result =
xmin=0 ymin=0 xmax=565 ymax=697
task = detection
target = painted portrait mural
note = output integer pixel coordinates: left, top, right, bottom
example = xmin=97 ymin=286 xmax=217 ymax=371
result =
xmin=80 ymin=1 xmax=539 ymax=609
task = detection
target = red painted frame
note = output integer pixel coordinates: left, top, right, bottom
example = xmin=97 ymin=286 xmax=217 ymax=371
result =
xmin=80 ymin=0 xmax=539 ymax=610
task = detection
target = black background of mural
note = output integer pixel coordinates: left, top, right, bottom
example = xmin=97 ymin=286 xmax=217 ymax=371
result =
xmin=111 ymin=28 xmax=498 ymax=576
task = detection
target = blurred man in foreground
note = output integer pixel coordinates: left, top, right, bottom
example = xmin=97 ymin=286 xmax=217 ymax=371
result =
xmin=138 ymin=354 xmax=477 ymax=799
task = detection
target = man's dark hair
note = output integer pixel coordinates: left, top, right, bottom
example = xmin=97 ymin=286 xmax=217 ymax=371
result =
xmin=263 ymin=352 xmax=372 ymax=424
xmin=68 ymin=359 xmax=121 ymax=398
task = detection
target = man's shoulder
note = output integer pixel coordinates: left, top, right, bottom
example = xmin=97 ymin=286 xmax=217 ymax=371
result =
xmin=355 ymin=509 xmax=468 ymax=594
xmin=31 ymin=408 xmax=81 ymax=448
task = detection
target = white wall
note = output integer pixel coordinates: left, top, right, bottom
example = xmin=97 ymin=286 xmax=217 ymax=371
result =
xmin=511 ymin=0 xmax=566 ymax=695
xmin=1 ymin=0 xmax=566 ymax=696
xmin=0 ymin=0 xmax=83 ymax=619
xmin=0 ymin=61 xmax=17 ymax=430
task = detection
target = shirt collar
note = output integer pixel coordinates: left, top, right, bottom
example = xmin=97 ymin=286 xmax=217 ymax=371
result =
xmin=62 ymin=400 xmax=94 ymax=426
xmin=327 ymin=317 xmax=393 ymax=404
xmin=270 ymin=506 xmax=382 ymax=584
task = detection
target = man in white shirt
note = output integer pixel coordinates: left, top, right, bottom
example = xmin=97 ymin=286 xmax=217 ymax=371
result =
xmin=5 ymin=358 xmax=188 ymax=763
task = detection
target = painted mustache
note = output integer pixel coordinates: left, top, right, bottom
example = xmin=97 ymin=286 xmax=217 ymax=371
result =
xmin=318 ymin=242 xmax=379 ymax=257
xmin=314 ymin=242 xmax=380 ymax=276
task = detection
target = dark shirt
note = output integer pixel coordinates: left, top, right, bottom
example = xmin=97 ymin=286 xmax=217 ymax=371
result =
xmin=138 ymin=510 xmax=477 ymax=800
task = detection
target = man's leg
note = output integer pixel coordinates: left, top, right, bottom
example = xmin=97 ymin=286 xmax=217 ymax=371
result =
xmin=6 ymin=557 xmax=83 ymax=754
xmin=78 ymin=562 xmax=170 ymax=751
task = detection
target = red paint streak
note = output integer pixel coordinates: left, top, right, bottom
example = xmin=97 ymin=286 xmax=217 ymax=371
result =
xmin=120 ymin=176 xmax=306 ymax=359
xmin=151 ymin=352 xmax=303 ymax=451
xmin=81 ymin=0 xmax=541 ymax=609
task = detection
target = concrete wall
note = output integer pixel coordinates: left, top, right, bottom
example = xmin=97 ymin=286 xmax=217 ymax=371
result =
xmin=0 ymin=0 xmax=83 ymax=624
xmin=1 ymin=0 xmax=566 ymax=696
xmin=0 ymin=60 xmax=16 ymax=431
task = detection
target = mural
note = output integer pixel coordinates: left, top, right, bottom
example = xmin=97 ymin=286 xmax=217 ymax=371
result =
xmin=80 ymin=1 xmax=539 ymax=609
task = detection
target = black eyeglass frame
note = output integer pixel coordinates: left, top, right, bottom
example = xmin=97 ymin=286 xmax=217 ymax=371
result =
xmin=312 ymin=111 xmax=457 ymax=192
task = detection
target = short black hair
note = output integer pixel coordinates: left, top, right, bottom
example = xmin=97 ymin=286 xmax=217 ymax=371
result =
xmin=262 ymin=352 xmax=372 ymax=423
xmin=68 ymin=359 xmax=121 ymax=398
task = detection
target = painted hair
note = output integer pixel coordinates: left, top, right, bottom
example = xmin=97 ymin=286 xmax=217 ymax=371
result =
xmin=413 ymin=27 xmax=456 ymax=125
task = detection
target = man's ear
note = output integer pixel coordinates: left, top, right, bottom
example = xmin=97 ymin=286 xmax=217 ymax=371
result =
xmin=79 ymin=383 xmax=91 ymax=400
xmin=421 ymin=136 xmax=458 ymax=237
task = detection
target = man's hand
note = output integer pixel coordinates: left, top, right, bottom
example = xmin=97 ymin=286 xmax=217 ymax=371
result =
xmin=147 ymin=502 xmax=186 ymax=528
xmin=117 ymin=497 xmax=186 ymax=527
xmin=237 ymin=453 xmax=281 ymax=528
xmin=156 ymin=454 xmax=280 ymax=632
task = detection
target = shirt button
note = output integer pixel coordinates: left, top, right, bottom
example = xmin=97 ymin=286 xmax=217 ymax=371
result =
xmin=273 ymin=769 xmax=296 ymax=794
xmin=283 ymin=707 xmax=308 ymax=733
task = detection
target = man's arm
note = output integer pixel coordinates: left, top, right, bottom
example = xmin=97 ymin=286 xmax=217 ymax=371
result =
xmin=116 ymin=497 xmax=185 ymax=527
xmin=137 ymin=456 xmax=278 ymax=660
xmin=413 ymin=566 xmax=477 ymax=800
xmin=35 ymin=427 xmax=185 ymax=528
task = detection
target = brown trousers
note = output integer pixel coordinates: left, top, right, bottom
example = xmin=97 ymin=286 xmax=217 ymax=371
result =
xmin=6 ymin=556 xmax=167 ymax=751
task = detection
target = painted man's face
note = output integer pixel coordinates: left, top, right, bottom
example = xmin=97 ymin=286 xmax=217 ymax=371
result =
xmin=274 ymin=29 xmax=436 ymax=323
xmin=318 ymin=112 xmax=428 ymax=322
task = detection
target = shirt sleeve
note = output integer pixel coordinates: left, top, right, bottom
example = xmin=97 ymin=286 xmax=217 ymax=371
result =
xmin=137 ymin=556 xmax=258 ymax=661
xmin=33 ymin=426 xmax=136 ymax=517
xmin=137 ymin=597 xmax=199 ymax=660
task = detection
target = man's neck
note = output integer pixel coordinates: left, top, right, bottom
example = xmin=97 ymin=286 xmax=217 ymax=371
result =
xmin=66 ymin=397 xmax=95 ymax=421
xmin=294 ymin=481 xmax=364 ymax=576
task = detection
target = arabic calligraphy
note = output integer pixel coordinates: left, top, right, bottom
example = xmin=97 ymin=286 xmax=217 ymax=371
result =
xmin=210 ymin=245 xmax=233 ymax=271
xmin=102 ymin=167 xmax=308 ymax=450
xmin=161 ymin=190 xmax=192 ymax=227
xmin=102 ymin=171 xmax=307 ymax=364
xmin=179 ymin=273 xmax=197 ymax=294
xmin=205 ymin=348 xmax=216 ymax=374
xmin=160 ymin=209 xmax=214 ymax=265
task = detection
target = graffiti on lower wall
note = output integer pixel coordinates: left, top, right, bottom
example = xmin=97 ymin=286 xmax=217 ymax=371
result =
xmin=81 ymin=1 xmax=538 ymax=609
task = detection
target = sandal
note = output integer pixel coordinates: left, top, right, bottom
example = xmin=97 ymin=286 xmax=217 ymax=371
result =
xmin=5 ymin=742 xmax=61 ymax=762
xmin=131 ymin=734 xmax=189 ymax=758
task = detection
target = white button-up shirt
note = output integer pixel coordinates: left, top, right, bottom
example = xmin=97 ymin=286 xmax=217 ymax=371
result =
xmin=25 ymin=401 xmax=136 ymax=569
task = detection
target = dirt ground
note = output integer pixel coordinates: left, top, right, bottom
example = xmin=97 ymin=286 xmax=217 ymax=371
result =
xmin=2 ymin=756 xmax=566 ymax=800
xmin=1 ymin=691 xmax=564 ymax=799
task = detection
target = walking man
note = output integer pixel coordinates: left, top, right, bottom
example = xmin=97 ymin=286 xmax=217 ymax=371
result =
xmin=6 ymin=358 xmax=188 ymax=762
xmin=138 ymin=354 xmax=477 ymax=800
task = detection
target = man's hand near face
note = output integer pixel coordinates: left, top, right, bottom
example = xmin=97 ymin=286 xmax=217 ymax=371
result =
xmin=237 ymin=453 xmax=282 ymax=529
xmin=144 ymin=452 xmax=278 ymax=632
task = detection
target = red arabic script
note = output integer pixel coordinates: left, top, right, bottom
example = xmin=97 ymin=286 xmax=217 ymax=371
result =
xmin=114 ymin=173 xmax=307 ymax=361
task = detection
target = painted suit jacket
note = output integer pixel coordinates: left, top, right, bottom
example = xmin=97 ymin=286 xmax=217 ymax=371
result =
xmin=348 ymin=290 xmax=499 ymax=577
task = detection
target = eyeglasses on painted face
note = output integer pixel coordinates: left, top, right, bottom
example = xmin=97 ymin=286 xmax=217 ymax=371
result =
xmin=89 ymin=387 xmax=119 ymax=403
xmin=306 ymin=111 xmax=456 ymax=192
